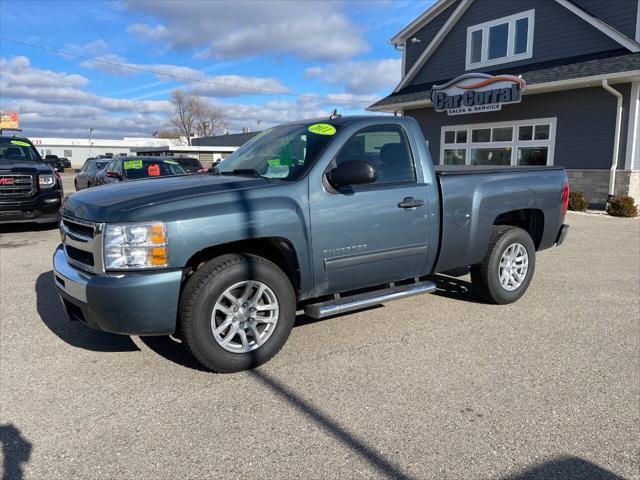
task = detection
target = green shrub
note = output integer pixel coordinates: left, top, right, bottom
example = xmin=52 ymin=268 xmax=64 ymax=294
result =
xmin=607 ymin=196 xmax=638 ymax=218
xmin=568 ymin=191 xmax=588 ymax=211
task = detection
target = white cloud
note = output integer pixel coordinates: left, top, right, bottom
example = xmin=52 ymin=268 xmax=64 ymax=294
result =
xmin=304 ymin=58 xmax=401 ymax=95
xmin=124 ymin=0 xmax=368 ymax=61
xmin=80 ymin=53 xmax=133 ymax=76
xmin=1 ymin=56 xmax=89 ymax=89
xmin=1 ymin=55 xmax=374 ymax=139
xmin=63 ymin=39 xmax=109 ymax=56
xmin=324 ymin=93 xmax=381 ymax=109
xmin=79 ymin=56 xmax=290 ymax=98
xmin=1 ymin=56 xmax=172 ymax=138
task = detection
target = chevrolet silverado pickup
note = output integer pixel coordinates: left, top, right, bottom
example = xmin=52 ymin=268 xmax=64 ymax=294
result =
xmin=53 ymin=116 xmax=569 ymax=372
xmin=1 ymin=136 xmax=63 ymax=224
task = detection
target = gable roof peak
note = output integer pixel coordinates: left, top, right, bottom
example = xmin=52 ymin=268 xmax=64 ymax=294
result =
xmin=389 ymin=0 xmax=460 ymax=45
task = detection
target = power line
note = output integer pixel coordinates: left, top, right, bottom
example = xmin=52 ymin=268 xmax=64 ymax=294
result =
xmin=0 ymin=37 xmax=375 ymax=106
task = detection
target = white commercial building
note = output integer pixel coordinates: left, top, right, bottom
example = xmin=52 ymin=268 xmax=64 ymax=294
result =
xmin=28 ymin=137 xmax=182 ymax=167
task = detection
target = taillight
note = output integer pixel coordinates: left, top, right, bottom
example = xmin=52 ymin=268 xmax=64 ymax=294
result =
xmin=561 ymin=181 xmax=569 ymax=218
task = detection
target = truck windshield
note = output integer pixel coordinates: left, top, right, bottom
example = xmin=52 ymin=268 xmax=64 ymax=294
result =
xmin=0 ymin=138 xmax=42 ymax=163
xmin=216 ymin=122 xmax=340 ymax=181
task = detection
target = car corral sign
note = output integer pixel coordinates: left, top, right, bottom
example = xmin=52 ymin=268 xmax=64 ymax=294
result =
xmin=431 ymin=73 xmax=526 ymax=115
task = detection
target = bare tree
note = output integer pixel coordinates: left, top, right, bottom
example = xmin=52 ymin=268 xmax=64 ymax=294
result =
xmin=168 ymin=89 xmax=195 ymax=145
xmin=167 ymin=89 xmax=226 ymax=145
xmin=191 ymin=95 xmax=226 ymax=138
xmin=155 ymin=129 xmax=181 ymax=139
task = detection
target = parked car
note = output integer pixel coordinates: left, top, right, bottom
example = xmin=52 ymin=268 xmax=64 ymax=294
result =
xmin=43 ymin=154 xmax=65 ymax=172
xmin=59 ymin=157 xmax=71 ymax=169
xmin=172 ymin=156 xmax=206 ymax=174
xmin=0 ymin=136 xmax=63 ymax=224
xmin=74 ymin=158 xmax=111 ymax=191
xmin=54 ymin=116 xmax=569 ymax=372
xmin=93 ymin=156 xmax=187 ymax=186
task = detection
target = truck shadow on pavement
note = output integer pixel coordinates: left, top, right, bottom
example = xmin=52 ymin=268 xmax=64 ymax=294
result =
xmin=35 ymin=271 xmax=139 ymax=352
xmin=0 ymin=423 xmax=32 ymax=480
xmin=137 ymin=309 xmax=328 ymax=372
xmin=499 ymin=456 xmax=625 ymax=479
xmin=429 ymin=274 xmax=484 ymax=304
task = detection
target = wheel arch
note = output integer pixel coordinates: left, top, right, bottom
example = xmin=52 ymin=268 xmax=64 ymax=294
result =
xmin=183 ymin=237 xmax=301 ymax=298
xmin=493 ymin=208 xmax=545 ymax=250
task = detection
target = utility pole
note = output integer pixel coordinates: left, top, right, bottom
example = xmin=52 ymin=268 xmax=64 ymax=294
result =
xmin=88 ymin=128 xmax=94 ymax=157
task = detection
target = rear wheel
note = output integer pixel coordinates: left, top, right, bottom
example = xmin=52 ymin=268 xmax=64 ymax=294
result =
xmin=471 ymin=226 xmax=536 ymax=304
xmin=179 ymin=254 xmax=295 ymax=372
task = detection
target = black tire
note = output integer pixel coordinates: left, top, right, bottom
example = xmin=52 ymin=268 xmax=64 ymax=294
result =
xmin=179 ymin=254 xmax=296 ymax=373
xmin=74 ymin=181 xmax=79 ymax=191
xmin=471 ymin=226 xmax=536 ymax=304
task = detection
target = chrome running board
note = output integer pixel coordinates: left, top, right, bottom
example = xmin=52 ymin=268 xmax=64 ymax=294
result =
xmin=304 ymin=280 xmax=436 ymax=319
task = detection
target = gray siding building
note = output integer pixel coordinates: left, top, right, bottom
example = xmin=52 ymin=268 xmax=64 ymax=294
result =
xmin=371 ymin=0 xmax=640 ymax=206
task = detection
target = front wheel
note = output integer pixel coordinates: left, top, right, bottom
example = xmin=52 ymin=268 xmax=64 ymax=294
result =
xmin=179 ymin=254 xmax=296 ymax=373
xmin=471 ymin=226 xmax=536 ymax=304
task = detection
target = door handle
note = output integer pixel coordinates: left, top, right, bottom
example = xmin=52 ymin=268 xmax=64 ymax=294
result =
xmin=398 ymin=197 xmax=425 ymax=209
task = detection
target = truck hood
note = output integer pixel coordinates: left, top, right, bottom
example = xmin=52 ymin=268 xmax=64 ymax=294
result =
xmin=62 ymin=174 xmax=270 ymax=222
xmin=0 ymin=161 xmax=54 ymax=174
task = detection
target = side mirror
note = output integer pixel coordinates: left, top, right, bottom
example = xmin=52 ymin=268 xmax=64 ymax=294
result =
xmin=74 ymin=168 xmax=81 ymax=173
xmin=327 ymin=161 xmax=377 ymax=188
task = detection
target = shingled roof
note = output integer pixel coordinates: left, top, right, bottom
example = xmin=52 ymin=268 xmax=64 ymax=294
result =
xmin=192 ymin=131 xmax=259 ymax=147
xmin=370 ymin=50 xmax=640 ymax=111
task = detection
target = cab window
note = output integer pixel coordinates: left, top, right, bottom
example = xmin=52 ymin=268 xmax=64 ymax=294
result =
xmin=334 ymin=125 xmax=416 ymax=185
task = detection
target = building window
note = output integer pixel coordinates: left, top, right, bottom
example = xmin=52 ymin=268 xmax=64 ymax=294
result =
xmin=466 ymin=10 xmax=534 ymax=70
xmin=440 ymin=118 xmax=556 ymax=167
xmin=63 ymin=149 xmax=72 ymax=157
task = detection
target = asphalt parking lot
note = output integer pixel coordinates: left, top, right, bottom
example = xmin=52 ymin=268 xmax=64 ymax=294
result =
xmin=0 ymin=210 xmax=638 ymax=480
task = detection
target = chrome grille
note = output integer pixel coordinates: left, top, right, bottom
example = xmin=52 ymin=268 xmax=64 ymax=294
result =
xmin=0 ymin=174 xmax=35 ymax=197
xmin=61 ymin=216 xmax=104 ymax=274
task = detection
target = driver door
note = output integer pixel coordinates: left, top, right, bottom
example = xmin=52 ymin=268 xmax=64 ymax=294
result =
xmin=309 ymin=124 xmax=429 ymax=295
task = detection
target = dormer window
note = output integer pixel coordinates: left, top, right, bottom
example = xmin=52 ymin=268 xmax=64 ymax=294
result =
xmin=466 ymin=10 xmax=535 ymax=69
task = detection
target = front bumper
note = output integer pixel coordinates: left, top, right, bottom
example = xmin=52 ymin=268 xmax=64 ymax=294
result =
xmin=53 ymin=245 xmax=183 ymax=335
xmin=0 ymin=191 xmax=62 ymax=224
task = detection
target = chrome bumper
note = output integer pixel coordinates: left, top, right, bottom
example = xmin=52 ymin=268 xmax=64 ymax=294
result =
xmin=53 ymin=245 xmax=89 ymax=302
xmin=555 ymin=224 xmax=569 ymax=246
xmin=52 ymin=244 xmax=183 ymax=335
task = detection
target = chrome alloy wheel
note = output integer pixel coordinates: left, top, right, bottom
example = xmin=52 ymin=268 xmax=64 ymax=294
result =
xmin=498 ymin=242 xmax=529 ymax=291
xmin=211 ymin=281 xmax=280 ymax=353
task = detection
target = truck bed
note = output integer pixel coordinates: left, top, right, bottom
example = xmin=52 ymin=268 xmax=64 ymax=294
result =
xmin=433 ymin=165 xmax=567 ymax=274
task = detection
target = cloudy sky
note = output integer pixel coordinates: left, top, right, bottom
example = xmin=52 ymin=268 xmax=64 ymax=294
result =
xmin=0 ymin=0 xmax=433 ymax=139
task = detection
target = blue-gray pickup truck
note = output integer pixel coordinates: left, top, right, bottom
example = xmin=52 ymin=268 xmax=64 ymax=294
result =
xmin=54 ymin=115 xmax=569 ymax=372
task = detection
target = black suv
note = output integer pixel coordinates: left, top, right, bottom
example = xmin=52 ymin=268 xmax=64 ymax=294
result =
xmin=43 ymin=154 xmax=65 ymax=172
xmin=0 ymin=136 xmax=64 ymax=225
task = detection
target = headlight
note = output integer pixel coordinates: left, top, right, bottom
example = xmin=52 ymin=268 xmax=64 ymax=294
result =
xmin=103 ymin=222 xmax=168 ymax=270
xmin=39 ymin=174 xmax=56 ymax=188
